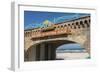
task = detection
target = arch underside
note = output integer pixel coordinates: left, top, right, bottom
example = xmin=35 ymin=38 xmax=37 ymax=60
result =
xmin=24 ymin=36 xmax=90 ymax=61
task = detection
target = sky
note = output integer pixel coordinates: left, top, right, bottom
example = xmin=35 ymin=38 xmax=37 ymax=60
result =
xmin=56 ymin=43 xmax=84 ymax=50
xmin=24 ymin=11 xmax=90 ymax=30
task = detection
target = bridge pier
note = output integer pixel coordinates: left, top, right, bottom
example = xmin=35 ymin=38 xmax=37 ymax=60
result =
xmin=24 ymin=45 xmax=36 ymax=61
xmin=40 ymin=43 xmax=45 ymax=60
xmin=33 ymin=43 xmax=57 ymax=61
xmin=44 ymin=43 xmax=56 ymax=60
xmin=31 ymin=45 xmax=36 ymax=61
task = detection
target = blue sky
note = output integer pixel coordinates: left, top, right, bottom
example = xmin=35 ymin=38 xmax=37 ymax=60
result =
xmin=56 ymin=44 xmax=84 ymax=50
xmin=24 ymin=11 xmax=90 ymax=30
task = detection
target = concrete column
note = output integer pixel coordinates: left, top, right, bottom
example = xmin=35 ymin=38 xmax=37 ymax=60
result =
xmin=44 ymin=43 xmax=49 ymax=60
xmin=36 ymin=44 xmax=40 ymax=61
xmin=48 ymin=44 xmax=51 ymax=60
xmin=40 ymin=43 xmax=45 ymax=60
xmin=31 ymin=45 xmax=36 ymax=61
xmin=50 ymin=44 xmax=56 ymax=60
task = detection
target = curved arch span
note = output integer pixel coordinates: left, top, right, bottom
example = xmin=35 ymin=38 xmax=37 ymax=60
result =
xmin=24 ymin=39 xmax=81 ymax=61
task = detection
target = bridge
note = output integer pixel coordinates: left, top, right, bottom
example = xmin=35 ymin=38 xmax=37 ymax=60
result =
xmin=24 ymin=16 xmax=90 ymax=61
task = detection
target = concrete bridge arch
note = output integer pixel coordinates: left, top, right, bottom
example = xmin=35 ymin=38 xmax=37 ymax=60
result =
xmin=24 ymin=35 xmax=89 ymax=61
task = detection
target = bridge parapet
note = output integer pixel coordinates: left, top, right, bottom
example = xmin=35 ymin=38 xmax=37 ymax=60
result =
xmin=24 ymin=16 xmax=90 ymax=39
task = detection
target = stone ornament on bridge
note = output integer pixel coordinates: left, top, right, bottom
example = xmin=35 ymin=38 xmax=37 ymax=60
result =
xmin=11 ymin=2 xmax=96 ymax=71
